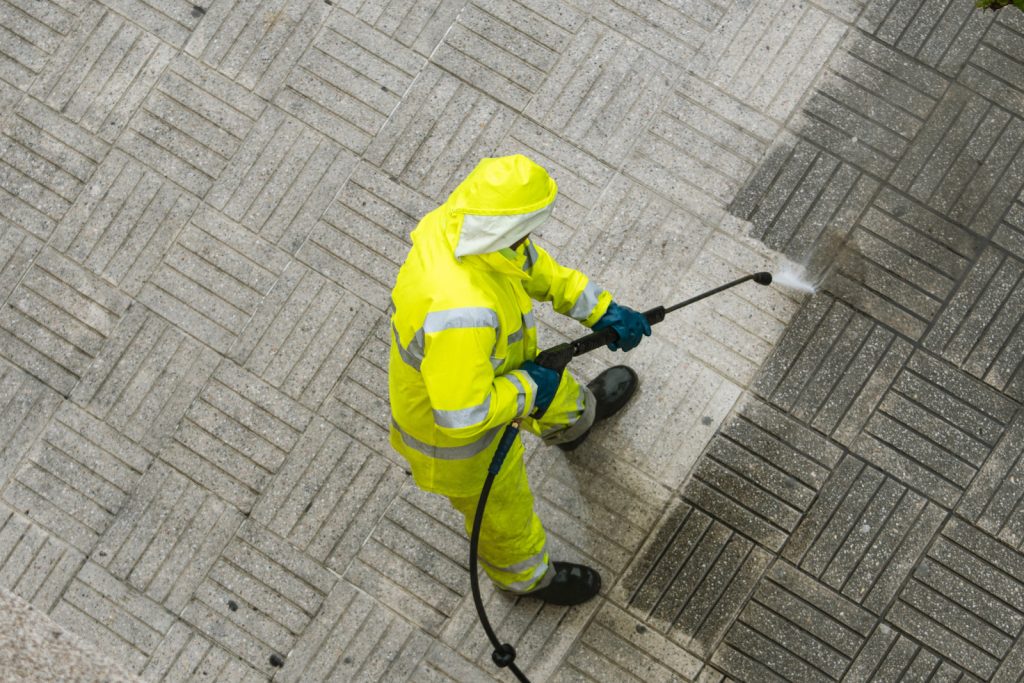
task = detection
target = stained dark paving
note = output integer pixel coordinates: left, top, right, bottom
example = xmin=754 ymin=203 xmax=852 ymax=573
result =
xmin=699 ymin=8 xmax=1024 ymax=680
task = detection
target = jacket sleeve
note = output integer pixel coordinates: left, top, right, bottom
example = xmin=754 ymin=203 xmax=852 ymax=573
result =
xmin=418 ymin=308 xmax=539 ymax=440
xmin=520 ymin=240 xmax=612 ymax=327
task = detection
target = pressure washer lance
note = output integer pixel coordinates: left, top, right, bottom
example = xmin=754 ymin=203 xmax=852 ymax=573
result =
xmin=470 ymin=271 xmax=774 ymax=682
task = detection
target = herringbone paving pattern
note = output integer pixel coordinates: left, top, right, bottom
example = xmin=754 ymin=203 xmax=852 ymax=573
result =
xmin=3 ymin=0 xmax=1024 ymax=681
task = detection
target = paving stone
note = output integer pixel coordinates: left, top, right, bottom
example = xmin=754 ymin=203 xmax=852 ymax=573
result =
xmin=624 ymin=73 xmax=775 ymax=224
xmin=858 ymin=0 xmax=994 ymax=76
xmin=691 ymin=0 xmax=848 ymax=123
xmin=294 ymin=165 xmax=428 ymax=311
xmin=118 ymin=55 xmax=265 ymax=198
xmin=586 ymin=339 xmax=743 ymax=491
xmin=0 ymin=359 xmax=61 ymax=488
xmin=137 ymin=206 xmax=290 ymax=355
xmin=2 ymin=402 xmax=151 ymax=555
xmin=550 ymin=601 xmax=705 ymax=682
xmin=143 ymin=620 xmax=265 ymax=682
xmin=0 ymin=0 xmax=77 ymax=99
xmin=960 ymin=12 xmax=1024 ymax=120
xmin=431 ymin=0 xmax=583 ymax=112
xmin=525 ymin=17 xmax=673 ymax=165
xmin=49 ymin=150 xmax=199 ymax=296
xmin=98 ymin=0 xmax=205 ymax=48
xmin=160 ymin=359 xmax=312 ymax=513
xmin=495 ymin=118 xmax=615 ymax=249
xmin=1 ymin=583 xmax=145 ymax=683
xmin=207 ymin=108 xmax=355 ymax=254
xmin=345 ymin=482 xmax=469 ymax=637
xmin=184 ymin=0 xmax=329 ymax=100
xmin=0 ymin=504 xmax=83 ymax=613
xmin=892 ymin=86 xmax=1024 ymax=240
xmin=0 ymin=96 xmax=109 ymax=241
xmin=181 ymin=520 xmax=336 ymax=676
xmin=414 ymin=642 xmax=505 ymax=682
xmin=53 ymin=561 xmax=175 ymax=674
xmin=852 ymin=349 xmax=1016 ymax=508
xmin=70 ymin=304 xmax=219 ymax=454
xmin=959 ymin=412 xmax=1024 ymax=552
xmin=615 ymin=500 xmax=773 ymax=657
xmin=249 ymin=417 xmax=404 ymax=574
xmin=279 ymin=579 xmax=431 ymax=682
xmin=683 ymin=398 xmax=843 ymax=552
xmin=0 ymin=222 xmax=40 ymax=302
xmin=319 ymin=320 xmax=396 ymax=461
xmin=364 ymin=64 xmax=516 ymax=202
xmin=339 ymin=0 xmax=464 ymax=57
xmin=529 ymin=435 xmax=672 ymax=583
xmin=712 ymin=560 xmax=875 ymax=682
xmin=755 ymin=295 xmax=913 ymax=446
xmin=826 ymin=187 xmax=979 ymax=340
xmin=925 ymin=211 xmax=1024 ymax=399
xmin=92 ymin=460 xmax=243 ymax=614
xmin=440 ymin=577 xmax=602 ymax=681
xmin=29 ymin=5 xmax=175 ymax=143
xmin=783 ymin=454 xmax=947 ymax=614
xmin=794 ymin=32 xmax=947 ymax=180
xmin=229 ymin=265 xmax=380 ymax=410
xmin=731 ymin=136 xmax=880 ymax=270
xmin=845 ymin=622 xmax=974 ymax=682
xmin=274 ymin=7 xmax=424 ymax=154
xmin=1 ymin=246 xmax=133 ymax=395
xmin=888 ymin=518 xmax=1024 ymax=680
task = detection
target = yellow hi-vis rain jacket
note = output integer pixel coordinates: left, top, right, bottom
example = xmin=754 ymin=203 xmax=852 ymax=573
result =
xmin=388 ymin=155 xmax=612 ymax=498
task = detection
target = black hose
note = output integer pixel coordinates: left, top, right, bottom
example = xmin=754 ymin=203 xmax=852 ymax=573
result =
xmin=470 ymin=425 xmax=531 ymax=682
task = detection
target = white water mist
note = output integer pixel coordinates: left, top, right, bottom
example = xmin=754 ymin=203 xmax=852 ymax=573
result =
xmin=773 ymin=266 xmax=818 ymax=294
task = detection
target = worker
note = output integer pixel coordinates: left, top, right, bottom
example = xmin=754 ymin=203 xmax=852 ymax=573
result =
xmin=388 ymin=155 xmax=650 ymax=605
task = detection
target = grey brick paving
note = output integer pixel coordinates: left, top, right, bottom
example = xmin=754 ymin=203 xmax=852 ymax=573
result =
xmin=5 ymin=0 xmax=1024 ymax=680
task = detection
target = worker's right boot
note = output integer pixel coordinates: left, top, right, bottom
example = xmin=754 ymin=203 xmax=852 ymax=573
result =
xmin=520 ymin=562 xmax=601 ymax=606
xmin=558 ymin=365 xmax=638 ymax=451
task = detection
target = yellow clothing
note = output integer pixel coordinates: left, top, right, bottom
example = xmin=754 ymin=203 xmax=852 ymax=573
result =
xmin=387 ymin=155 xmax=609 ymax=591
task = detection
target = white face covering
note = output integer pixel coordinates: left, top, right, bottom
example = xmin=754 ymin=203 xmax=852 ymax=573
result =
xmin=454 ymin=204 xmax=553 ymax=257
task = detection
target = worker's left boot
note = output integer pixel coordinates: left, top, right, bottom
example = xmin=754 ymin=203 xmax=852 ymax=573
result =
xmin=519 ymin=561 xmax=601 ymax=605
xmin=558 ymin=365 xmax=638 ymax=451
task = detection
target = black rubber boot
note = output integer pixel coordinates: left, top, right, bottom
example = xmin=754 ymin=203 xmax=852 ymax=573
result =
xmin=521 ymin=562 xmax=601 ymax=606
xmin=558 ymin=365 xmax=638 ymax=451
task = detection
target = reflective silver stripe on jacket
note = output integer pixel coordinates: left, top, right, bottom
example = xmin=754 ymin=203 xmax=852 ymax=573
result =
xmin=393 ymin=307 xmax=500 ymax=371
xmin=424 ymin=307 xmax=499 ymax=333
xmin=506 ymin=372 xmax=528 ymax=416
xmin=393 ymin=322 xmax=422 ymax=370
xmin=433 ymin=395 xmax=492 ymax=429
xmin=392 ymin=419 xmax=501 ymax=460
xmin=523 ymin=310 xmax=535 ymax=331
xmin=568 ymin=281 xmax=603 ymax=320
xmin=522 ymin=242 xmax=538 ymax=272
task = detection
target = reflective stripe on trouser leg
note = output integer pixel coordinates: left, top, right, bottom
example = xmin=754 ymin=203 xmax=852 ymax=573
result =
xmin=521 ymin=370 xmax=595 ymax=446
xmin=446 ymin=446 xmax=552 ymax=593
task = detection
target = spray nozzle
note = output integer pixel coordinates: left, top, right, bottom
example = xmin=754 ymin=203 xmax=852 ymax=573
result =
xmin=753 ymin=271 xmax=773 ymax=286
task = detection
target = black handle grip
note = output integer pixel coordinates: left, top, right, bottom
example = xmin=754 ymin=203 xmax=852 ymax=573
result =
xmin=536 ymin=306 xmax=667 ymax=371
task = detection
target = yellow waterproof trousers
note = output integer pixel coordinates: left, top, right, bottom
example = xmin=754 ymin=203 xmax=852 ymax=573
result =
xmin=447 ymin=371 xmax=595 ymax=592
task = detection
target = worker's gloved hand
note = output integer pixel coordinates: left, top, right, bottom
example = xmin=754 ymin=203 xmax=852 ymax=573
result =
xmin=592 ymin=302 xmax=651 ymax=351
xmin=519 ymin=361 xmax=559 ymax=416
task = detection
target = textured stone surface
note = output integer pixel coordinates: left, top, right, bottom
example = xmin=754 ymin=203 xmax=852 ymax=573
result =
xmin=5 ymin=0 xmax=1024 ymax=680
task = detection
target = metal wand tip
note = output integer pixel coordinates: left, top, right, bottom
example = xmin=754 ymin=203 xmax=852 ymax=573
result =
xmin=753 ymin=271 xmax=773 ymax=286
